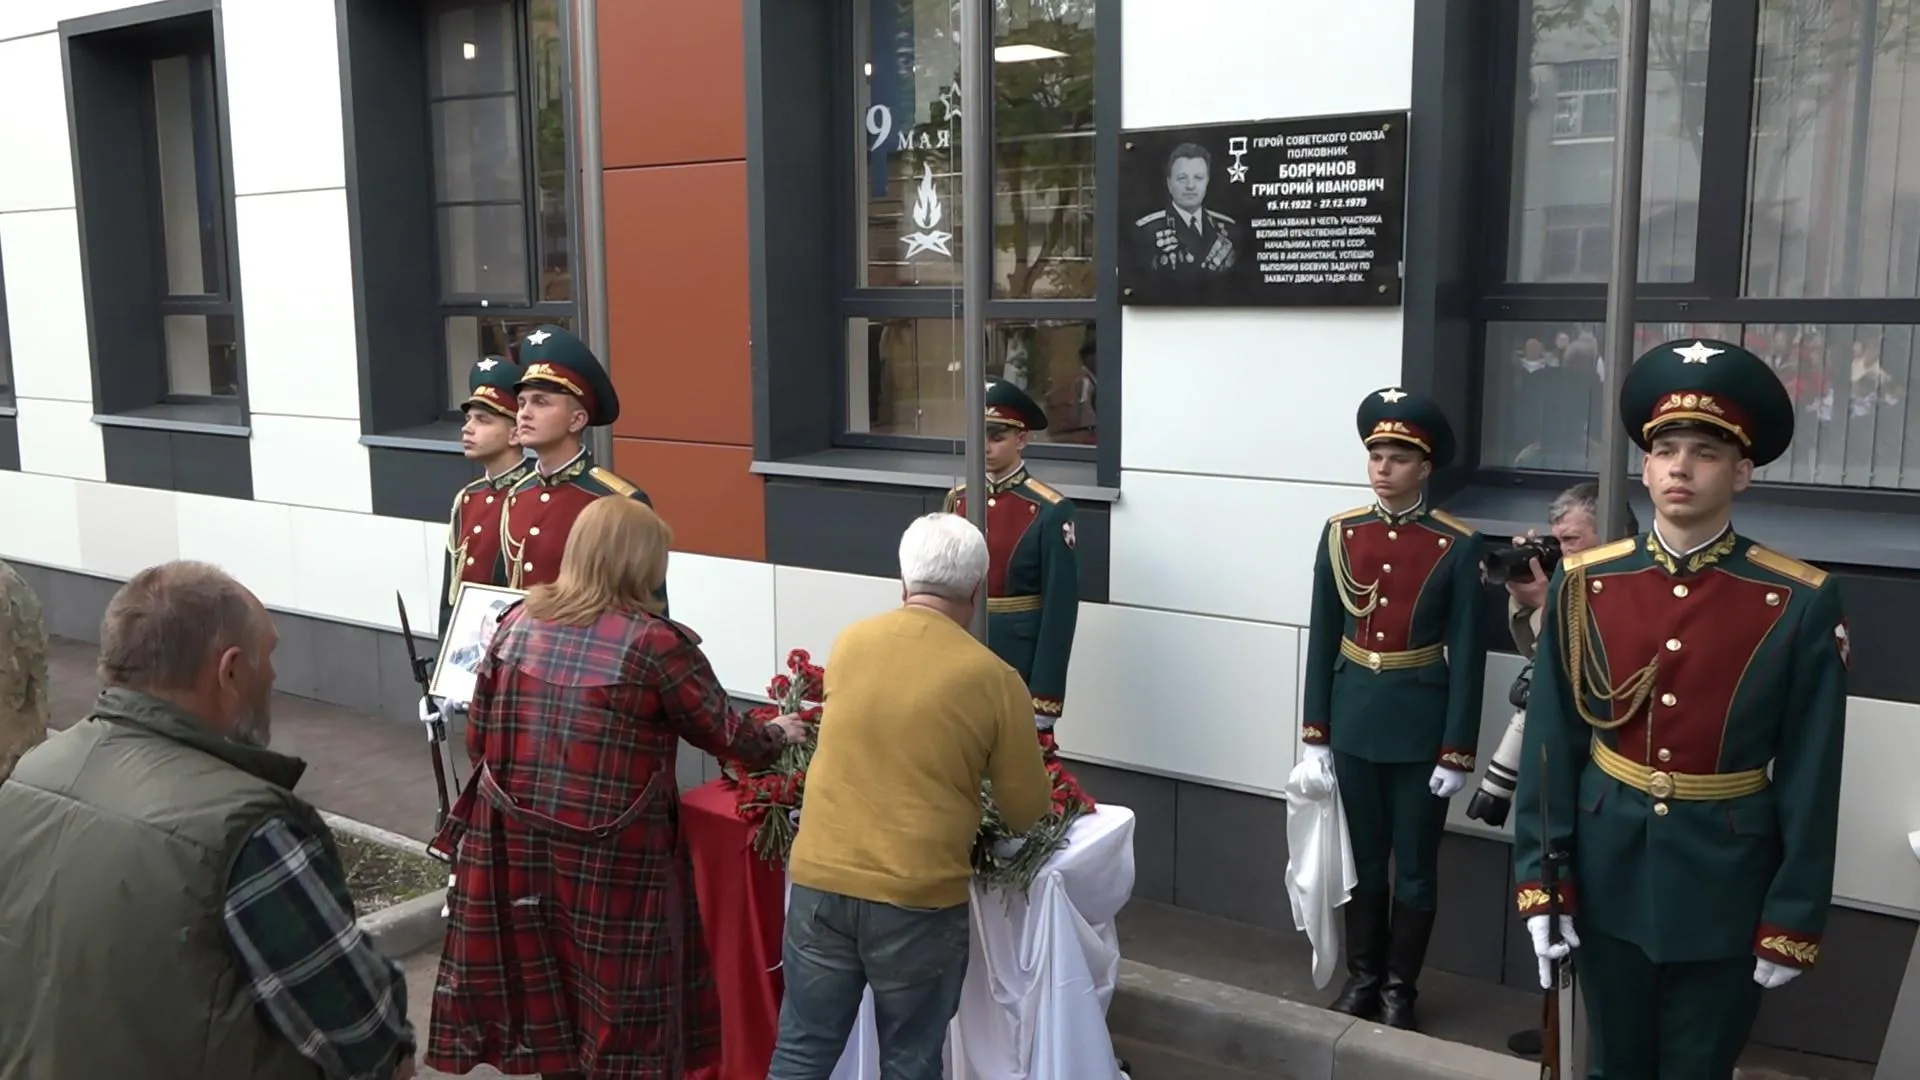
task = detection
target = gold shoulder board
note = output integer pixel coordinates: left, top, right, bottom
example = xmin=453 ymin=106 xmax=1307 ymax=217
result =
xmin=1022 ymin=478 xmax=1065 ymax=505
xmin=1747 ymin=545 xmax=1828 ymax=588
xmin=1134 ymin=210 xmax=1166 ymax=227
xmin=1563 ymin=535 xmax=1637 ymax=572
xmin=1329 ymin=505 xmax=1372 ymax=524
xmin=588 ymin=466 xmax=638 ymax=498
xmin=1429 ymin=509 xmax=1478 ymax=535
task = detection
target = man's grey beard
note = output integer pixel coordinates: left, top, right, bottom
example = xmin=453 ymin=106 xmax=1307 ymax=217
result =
xmin=231 ymin=705 xmax=273 ymax=748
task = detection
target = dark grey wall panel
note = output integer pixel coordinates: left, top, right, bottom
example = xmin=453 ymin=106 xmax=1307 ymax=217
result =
xmin=1828 ymin=565 xmax=1920 ymax=705
xmin=1428 ymin=832 xmax=1513 ymax=985
xmin=101 ymin=425 xmax=251 ymax=500
xmin=1064 ymin=758 xmax=1175 ymax=904
xmin=1172 ymin=780 xmax=1291 ymax=933
xmin=369 ymin=446 xmax=481 ymax=522
xmin=1752 ymin=904 xmax=1916 ymax=1063
xmin=0 ymin=416 xmax=19 ymax=472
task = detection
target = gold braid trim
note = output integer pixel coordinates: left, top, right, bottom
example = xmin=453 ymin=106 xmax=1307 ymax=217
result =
xmin=1560 ymin=562 xmax=1659 ymax=730
xmin=1327 ymin=520 xmax=1380 ymax=618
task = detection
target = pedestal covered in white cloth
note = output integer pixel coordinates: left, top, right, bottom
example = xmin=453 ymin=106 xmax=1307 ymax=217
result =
xmin=814 ymin=804 xmax=1137 ymax=1080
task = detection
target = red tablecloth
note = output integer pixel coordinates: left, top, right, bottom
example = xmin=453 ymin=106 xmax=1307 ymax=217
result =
xmin=683 ymin=777 xmax=788 ymax=1080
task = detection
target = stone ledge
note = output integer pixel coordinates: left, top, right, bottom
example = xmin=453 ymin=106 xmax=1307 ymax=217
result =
xmin=1109 ymin=959 xmax=1536 ymax=1080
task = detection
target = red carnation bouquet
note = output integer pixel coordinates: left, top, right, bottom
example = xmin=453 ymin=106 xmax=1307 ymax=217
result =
xmin=721 ymin=649 xmax=1097 ymax=896
xmin=719 ymin=648 xmax=824 ymax=863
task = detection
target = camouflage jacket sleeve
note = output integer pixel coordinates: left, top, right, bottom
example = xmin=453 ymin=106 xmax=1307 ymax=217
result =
xmin=0 ymin=563 xmax=50 ymax=781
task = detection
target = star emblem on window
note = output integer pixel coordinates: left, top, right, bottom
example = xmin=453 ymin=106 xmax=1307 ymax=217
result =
xmin=1675 ymin=341 xmax=1723 ymax=365
xmin=1380 ymin=388 xmax=1408 ymax=403
xmin=525 ymin=329 xmax=552 ymax=346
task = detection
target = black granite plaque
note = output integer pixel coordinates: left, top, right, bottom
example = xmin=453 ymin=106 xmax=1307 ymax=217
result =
xmin=1119 ymin=111 xmax=1409 ymax=308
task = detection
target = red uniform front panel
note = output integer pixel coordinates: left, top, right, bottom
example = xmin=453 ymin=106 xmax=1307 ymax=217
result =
xmin=952 ymin=490 xmax=1040 ymax=597
xmin=1339 ymin=518 xmax=1450 ymax=653
xmin=500 ymin=483 xmax=601 ymax=588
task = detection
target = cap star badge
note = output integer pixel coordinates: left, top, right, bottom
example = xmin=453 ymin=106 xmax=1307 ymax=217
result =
xmin=1379 ymin=388 xmax=1408 ymax=403
xmin=476 ymin=358 xmax=499 ymax=371
xmin=525 ymin=329 xmax=552 ymax=346
xmin=1676 ymin=341 xmax=1724 ymax=365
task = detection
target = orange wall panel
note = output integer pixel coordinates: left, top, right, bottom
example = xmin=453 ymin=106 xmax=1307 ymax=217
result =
xmin=598 ymin=0 xmax=746 ymax=168
xmin=614 ymin=438 xmax=765 ymax=562
xmin=603 ymin=162 xmax=751 ymax=446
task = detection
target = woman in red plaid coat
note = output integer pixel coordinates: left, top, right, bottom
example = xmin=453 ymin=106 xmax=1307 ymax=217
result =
xmin=424 ymin=497 xmax=808 ymax=1080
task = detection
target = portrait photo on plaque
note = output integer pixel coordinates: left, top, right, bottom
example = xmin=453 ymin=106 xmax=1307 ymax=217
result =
xmin=431 ymin=582 xmax=526 ymax=703
xmin=1119 ymin=111 xmax=1409 ymax=308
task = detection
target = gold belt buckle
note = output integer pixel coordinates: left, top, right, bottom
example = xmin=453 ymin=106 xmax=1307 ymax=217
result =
xmin=1367 ymin=651 xmax=1383 ymax=672
xmin=1647 ymin=770 xmax=1676 ymax=800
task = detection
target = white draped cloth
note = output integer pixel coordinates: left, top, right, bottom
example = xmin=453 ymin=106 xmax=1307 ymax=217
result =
xmin=790 ymin=805 xmax=1137 ymax=1080
xmin=1283 ymin=753 xmax=1357 ymax=989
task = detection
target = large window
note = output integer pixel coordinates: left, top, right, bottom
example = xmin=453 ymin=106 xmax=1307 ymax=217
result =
xmin=842 ymin=0 xmax=1100 ymax=454
xmin=1484 ymin=0 xmax=1920 ymax=491
xmin=151 ymin=47 xmax=239 ymax=401
xmin=425 ymin=0 xmax=573 ymax=415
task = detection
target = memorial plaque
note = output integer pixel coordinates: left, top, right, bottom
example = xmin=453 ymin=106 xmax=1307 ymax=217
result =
xmin=1118 ymin=111 xmax=1409 ymax=308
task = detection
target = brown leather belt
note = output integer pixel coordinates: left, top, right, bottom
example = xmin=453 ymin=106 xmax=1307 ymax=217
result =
xmin=988 ymin=594 xmax=1043 ymax=614
xmin=1591 ymin=738 xmax=1768 ymax=801
xmin=1339 ymin=638 xmax=1444 ymax=673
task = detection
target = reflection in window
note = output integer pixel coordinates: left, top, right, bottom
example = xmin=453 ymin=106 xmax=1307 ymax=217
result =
xmin=445 ymin=314 xmax=568 ymax=411
xmin=151 ymin=48 xmax=237 ymax=399
xmin=846 ymin=317 xmax=1097 ymax=446
xmin=1481 ymin=320 xmax=1920 ymax=489
xmin=1746 ymin=2 xmax=1920 ymax=298
xmin=853 ymin=0 xmax=1097 ymax=296
xmin=1507 ymin=0 xmax=1711 ymax=283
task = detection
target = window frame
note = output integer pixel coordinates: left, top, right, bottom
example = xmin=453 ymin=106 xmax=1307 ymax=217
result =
xmin=424 ymin=0 xmax=577 ymax=423
xmin=1471 ymin=0 xmax=1920 ymax=510
xmin=0 ymin=234 xmax=14 ymax=412
xmin=827 ymin=0 xmax=1105 ymax=464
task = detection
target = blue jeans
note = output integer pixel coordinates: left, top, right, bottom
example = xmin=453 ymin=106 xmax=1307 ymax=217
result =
xmin=766 ymin=884 xmax=971 ymax=1080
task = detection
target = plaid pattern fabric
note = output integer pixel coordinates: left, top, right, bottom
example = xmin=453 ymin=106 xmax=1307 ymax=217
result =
xmin=222 ymin=816 xmax=415 ymax=1080
xmin=426 ymin=605 xmax=788 ymax=1080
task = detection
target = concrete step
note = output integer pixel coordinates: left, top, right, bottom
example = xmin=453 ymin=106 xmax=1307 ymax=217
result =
xmin=1112 ymin=1034 xmax=1271 ymax=1079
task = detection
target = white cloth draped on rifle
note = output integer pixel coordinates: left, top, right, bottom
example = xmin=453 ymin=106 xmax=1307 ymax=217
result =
xmin=1283 ymin=753 xmax=1357 ymax=990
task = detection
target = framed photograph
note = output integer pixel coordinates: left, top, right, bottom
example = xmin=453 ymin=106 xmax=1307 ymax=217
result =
xmin=430 ymin=582 xmax=526 ymax=703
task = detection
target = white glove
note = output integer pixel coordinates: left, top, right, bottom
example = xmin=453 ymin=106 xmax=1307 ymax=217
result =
xmin=1034 ymin=713 xmax=1053 ymax=731
xmin=1302 ymin=744 xmax=1334 ymax=768
xmin=1526 ymin=914 xmax=1580 ymax=989
xmin=1429 ymin=765 xmax=1467 ymax=798
xmin=1754 ymin=959 xmax=1801 ymax=989
xmin=417 ymin=696 xmax=441 ymax=726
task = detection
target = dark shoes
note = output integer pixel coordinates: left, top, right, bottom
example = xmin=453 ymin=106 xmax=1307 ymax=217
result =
xmin=1379 ymin=901 xmax=1436 ymax=1031
xmin=1327 ymin=893 xmax=1437 ymax=1032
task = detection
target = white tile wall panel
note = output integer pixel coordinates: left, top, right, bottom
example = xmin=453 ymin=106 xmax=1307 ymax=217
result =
xmin=420 ymin=519 xmax=454 ymax=630
xmin=0 ymin=34 xmax=74 ymax=212
xmin=1108 ymin=471 xmax=1373 ymax=627
xmin=220 ymin=0 xmax=346 ymax=196
xmin=287 ymin=507 xmax=433 ymax=630
xmin=0 ymin=209 xmax=93 ymax=403
xmin=1065 ymin=602 xmax=1299 ymax=797
xmin=13 ymin=398 xmax=103 ymax=482
xmin=667 ymin=553 xmax=777 ymax=699
xmin=1834 ymin=695 xmax=1920 ymax=914
xmin=1121 ymin=308 xmax=1406 ymax=483
xmin=234 ymin=190 xmax=361 ymax=420
xmin=1122 ymin=0 xmax=1415 ymax=128
xmin=249 ymin=415 xmax=372 ymax=513
xmin=771 ymin=566 xmax=904 ymax=671
xmin=74 ymin=481 xmax=179 ymax=578
xmin=173 ymin=493 xmax=298 ymax=611
xmin=0 ymin=472 xmax=82 ymax=570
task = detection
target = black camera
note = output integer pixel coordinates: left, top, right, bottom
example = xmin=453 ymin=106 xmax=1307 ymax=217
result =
xmin=1482 ymin=535 xmax=1563 ymax=585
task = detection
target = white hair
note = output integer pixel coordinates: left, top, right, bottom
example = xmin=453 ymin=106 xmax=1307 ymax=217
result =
xmin=899 ymin=513 xmax=989 ymax=603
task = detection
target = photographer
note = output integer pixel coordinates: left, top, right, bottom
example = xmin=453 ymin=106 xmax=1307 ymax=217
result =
xmin=1469 ymin=482 xmax=1631 ymax=829
xmin=1468 ymin=481 xmax=1632 ymax=1060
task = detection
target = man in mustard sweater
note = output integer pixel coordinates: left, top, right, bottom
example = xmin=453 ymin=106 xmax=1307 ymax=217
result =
xmin=768 ymin=513 xmax=1051 ymax=1080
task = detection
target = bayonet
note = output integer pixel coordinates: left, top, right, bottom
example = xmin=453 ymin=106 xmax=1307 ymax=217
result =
xmin=397 ymin=591 xmax=455 ymax=839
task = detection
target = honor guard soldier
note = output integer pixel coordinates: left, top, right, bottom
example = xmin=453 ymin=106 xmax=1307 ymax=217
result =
xmin=1513 ymin=339 xmax=1848 ymax=1078
xmin=1302 ymin=388 xmax=1487 ymax=1031
xmin=942 ymin=378 xmax=1081 ymax=744
xmin=497 ymin=325 xmax=664 ymax=610
xmin=440 ymin=355 xmax=533 ymax=637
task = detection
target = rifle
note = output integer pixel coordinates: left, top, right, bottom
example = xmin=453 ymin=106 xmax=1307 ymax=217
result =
xmin=396 ymin=591 xmax=457 ymax=838
xmin=1538 ymin=742 xmax=1579 ymax=1079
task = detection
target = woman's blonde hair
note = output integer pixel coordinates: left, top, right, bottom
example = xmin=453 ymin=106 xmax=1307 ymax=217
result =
xmin=522 ymin=497 xmax=673 ymax=626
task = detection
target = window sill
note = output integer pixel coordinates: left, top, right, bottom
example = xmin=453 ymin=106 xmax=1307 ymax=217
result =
xmin=751 ymin=447 xmax=1120 ymax=503
xmin=360 ymin=422 xmax=464 ymax=453
xmin=0 ymin=404 xmax=16 ymax=418
xmin=1442 ymin=482 xmax=1920 ymax=571
xmin=94 ymin=404 xmax=248 ymax=437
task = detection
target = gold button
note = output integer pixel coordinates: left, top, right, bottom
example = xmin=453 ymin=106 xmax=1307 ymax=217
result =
xmin=472 ymin=525 xmax=482 ymax=534
xmin=465 ymin=556 xmax=475 ymax=566
xmin=541 ymin=493 xmax=551 ymax=503
xmin=1366 ymin=651 xmax=1383 ymax=671
xmin=1648 ymin=771 xmax=1675 ymax=799
xmin=1661 ymin=693 xmax=1676 ymax=707
xmin=1657 ymin=748 xmax=1672 ymax=762
xmin=1766 ymin=592 xmax=1781 ymax=606
xmin=1378 ymin=597 xmax=1390 ymax=607
xmin=1673 ymin=584 xmax=1689 ymax=598
xmin=1346 ymin=529 xmax=1355 ymax=538
xmin=1375 ymin=632 xmax=1386 ymax=641
xmin=1388 ymin=530 xmax=1398 ymax=540
xmin=524 ymin=561 xmax=534 ymax=571
xmin=462 ymin=495 xmax=470 ymax=504
xmin=530 ymin=527 xmax=541 ymax=536
xmin=1666 ymin=638 xmax=1682 ymax=652
xmin=1438 ymin=537 xmax=1449 ymax=548
xmin=1591 ymin=580 xmax=1603 ymax=594
xmin=988 ymin=498 xmax=996 ymax=507
xmin=1653 ymin=802 xmax=1670 ymax=816
xmin=1382 ymin=564 xmax=1393 ymax=573
xmin=485 ymin=495 xmax=495 ymax=504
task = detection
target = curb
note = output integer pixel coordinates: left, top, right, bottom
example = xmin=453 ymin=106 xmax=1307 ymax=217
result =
xmin=321 ymin=811 xmax=450 ymax=960
xmin=1108 ymin=959 xmax=1536 ymax=1080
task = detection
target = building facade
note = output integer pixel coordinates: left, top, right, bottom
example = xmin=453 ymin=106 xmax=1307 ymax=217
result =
xmin=1 ymin=0 xmax=1917 ymax=1064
